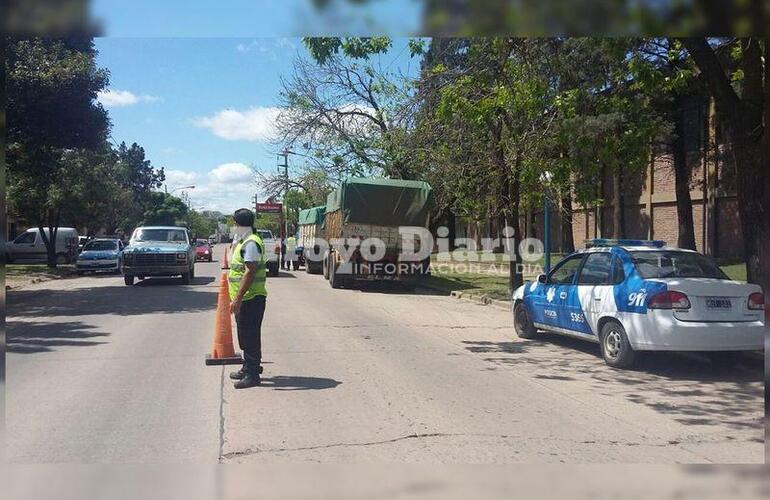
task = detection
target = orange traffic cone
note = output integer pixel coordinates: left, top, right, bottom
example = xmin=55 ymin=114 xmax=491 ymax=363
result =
xmin=205 ymin=271 xmax=242 ymax=366
xmin=222 ymin=247 xmax=230 ymax=269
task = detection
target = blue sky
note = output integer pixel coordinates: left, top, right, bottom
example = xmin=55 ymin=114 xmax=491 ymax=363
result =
xmin=94 ymin=37 xmax=421 ymax=213
xmin=91 ymin=0 xmax=421 ymax=37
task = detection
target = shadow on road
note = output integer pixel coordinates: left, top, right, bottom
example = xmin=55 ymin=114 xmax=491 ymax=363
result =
xmin=7 ymin=283 xmax=217 ymax=318
xmin=7 ymin=320 xmax=110 ymax=354
xmin=462 ymin=335 xmax=763 ymax=433
xmin=258 ymin=375 xmax=342 ymax=391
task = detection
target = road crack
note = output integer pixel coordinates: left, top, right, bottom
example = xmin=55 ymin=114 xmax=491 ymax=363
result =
xmin=220 ymin=431 xmax=752 ymax=461
xmin=217 ymin=366 xmax=226 ymax=463
xmin=221 ymin=432 xmax=456 ymax=459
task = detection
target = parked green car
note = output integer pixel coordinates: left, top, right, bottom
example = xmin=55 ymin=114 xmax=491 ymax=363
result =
xmin=121 ymin=226 xmax=196 ymax=285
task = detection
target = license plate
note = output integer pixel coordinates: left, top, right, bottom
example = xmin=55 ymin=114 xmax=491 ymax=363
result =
xmin=705 ymin=297 xmax=732 ymax=309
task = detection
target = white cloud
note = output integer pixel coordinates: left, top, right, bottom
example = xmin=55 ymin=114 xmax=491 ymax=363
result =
xmin=193 ymin=106 xmax=280 ymax=141
xmin=210 ymin=162 xmax=253 ymax=183
xmin=164 ymin=169 xmax=198 ymax=185
xmin=97 ymin=89 xmax=163 ymax=107
xmin=161 ymin=163 xmax=256 ymax=213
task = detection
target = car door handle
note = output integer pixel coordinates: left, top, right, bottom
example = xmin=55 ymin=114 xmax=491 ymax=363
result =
xmin=594 ymin=298 xmax=602 ymax=301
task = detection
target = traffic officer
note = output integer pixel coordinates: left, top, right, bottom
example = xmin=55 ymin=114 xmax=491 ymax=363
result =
xmin=285 ymin=232 xmax=298 ymax=270
xmin=228 ymin=208 xmax=267 ymax=389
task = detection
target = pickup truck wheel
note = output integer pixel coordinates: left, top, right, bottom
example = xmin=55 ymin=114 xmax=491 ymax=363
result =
xmin=190 ymin=265 xmax=195 ymax=279
xmin=268 ymin=262 xmax=279 ymax=277
xmin=55 ymin=253 xmax=69 ymax=265
xmin=323 ymin=253 xmax=331 ymax=280
xmin=181 ymin=271 xmax=191 ymax=285
xmin=513 ymin=303 xmax=538 ymax=339
xmin=124 ymin=274 xmax=135 ymax=286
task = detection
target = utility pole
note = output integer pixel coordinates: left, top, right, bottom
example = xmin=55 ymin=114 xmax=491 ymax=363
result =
xmin=277 ymin=150 xmax=289 ymax=239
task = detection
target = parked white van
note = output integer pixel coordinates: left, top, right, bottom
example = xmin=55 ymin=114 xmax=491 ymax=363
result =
xmin=6 ymin=227 xmax=79 ymax=264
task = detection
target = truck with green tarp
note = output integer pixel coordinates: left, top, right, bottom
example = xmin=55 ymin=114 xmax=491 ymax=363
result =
xmin=322 ymin=177 xmax=434 ymax=289
xmin=298 ymin=205 xmax=326 ymax=274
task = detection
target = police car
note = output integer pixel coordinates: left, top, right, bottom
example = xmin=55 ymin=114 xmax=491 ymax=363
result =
xmin=512 ymin=239 xmax=765 ymax=368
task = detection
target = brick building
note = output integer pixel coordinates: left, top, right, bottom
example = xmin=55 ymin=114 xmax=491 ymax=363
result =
xmin=453 ymin=95 xmax=745 ymax=261
xmin=571 ymin=96 xmax=742 ymax=259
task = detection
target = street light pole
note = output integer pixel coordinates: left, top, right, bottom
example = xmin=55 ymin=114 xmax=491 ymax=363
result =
xmin=544 ymin=197 xmax=551 ymax=277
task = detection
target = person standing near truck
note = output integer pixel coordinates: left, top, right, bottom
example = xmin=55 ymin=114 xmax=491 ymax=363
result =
xmin=285 ymin=233 xmax=298 ymax=270
xmin=228 ymin=208 xmax=268 ymax=389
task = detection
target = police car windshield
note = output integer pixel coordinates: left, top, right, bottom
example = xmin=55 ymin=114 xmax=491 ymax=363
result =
xmin=631 ymin=251 xmax=728 ymax=280
xmin=83 ymin=240 xmax=117 ymax=251
xmin=133 ymin=229 xmax=188 ymax=243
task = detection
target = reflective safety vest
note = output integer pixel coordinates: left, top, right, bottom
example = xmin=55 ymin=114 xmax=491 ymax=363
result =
xmin=286 ymin=236 xmax=297 ymax=252
xmin=228 ymin=233 xmax=267 ymax=301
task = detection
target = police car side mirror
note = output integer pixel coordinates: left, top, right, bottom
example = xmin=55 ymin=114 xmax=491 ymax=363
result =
xmin=537 ymin=274 xmax=547 ymax=284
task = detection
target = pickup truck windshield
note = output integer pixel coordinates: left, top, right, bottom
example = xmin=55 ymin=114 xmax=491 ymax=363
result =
xmin=133 ymin=229 xmax=188 ymax=243
xmin=257 ymin=230 xmax=273 ymax=240
xmin=630 ymin=250 xmax=728 ymax=280
xmin=84 ymin=241 xmax=118 ymax=251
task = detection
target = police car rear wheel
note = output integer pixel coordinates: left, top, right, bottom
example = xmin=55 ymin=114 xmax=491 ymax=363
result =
xmin=513 ymin=303 xmax=537 ymax=339
xmin=600 ymin=321 xmax=636 ymax=369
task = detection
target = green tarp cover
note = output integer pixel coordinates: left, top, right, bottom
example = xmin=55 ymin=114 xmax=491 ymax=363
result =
xmin=298 ymin=205 xmax=325 ymax=225
xmin=325 ymin=177 xmax=434 ymax=226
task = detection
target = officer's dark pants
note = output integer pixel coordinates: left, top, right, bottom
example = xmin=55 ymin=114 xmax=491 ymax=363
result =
xmin=234 ymin=295 xmax=266 ymax=375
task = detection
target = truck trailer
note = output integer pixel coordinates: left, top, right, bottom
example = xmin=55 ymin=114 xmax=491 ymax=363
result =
xmin=298 ymin=205 xmax=326 ymax=274
xmin=322 ymin=178 xmax=434 ymax=289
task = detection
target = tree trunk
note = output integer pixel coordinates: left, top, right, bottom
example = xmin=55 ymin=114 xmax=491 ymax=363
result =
xmin=611 ymin=171 xmax=624 ymax=239
xmin=673 ymin=104 xmax=697 ymax=250
xmin=38 ymin=208 xmax=61 ymax=268
xmin=447 ymin=211 xmax=456 ymax=251
xmin=509 ymin=162 xmax=523 ymax=291
xmin=682 ymin=37 xmax=768 ymax=295
xmin=560 ymin=189 xmax=575 ymax=254
xmin=527 ymin=209 xmax=537 ymax=239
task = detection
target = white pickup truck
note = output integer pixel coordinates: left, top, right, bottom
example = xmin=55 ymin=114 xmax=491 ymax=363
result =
xmin=255 ymin=229 xmax=281 ymax=277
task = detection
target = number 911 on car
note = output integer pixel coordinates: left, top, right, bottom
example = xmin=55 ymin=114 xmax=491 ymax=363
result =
xmin=512 ymin=239 xmax=765 ymax=369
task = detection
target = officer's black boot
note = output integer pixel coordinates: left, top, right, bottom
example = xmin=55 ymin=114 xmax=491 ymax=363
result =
xmin=233 ymin=371 xmax=261 ymax=389
xmin=230 ymin=365 xmax=262 ymax=381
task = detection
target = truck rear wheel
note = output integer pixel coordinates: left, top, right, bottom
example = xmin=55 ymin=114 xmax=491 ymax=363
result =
xmin=329 ymin=255 xmax=351 ymax=289
xmin=323 ymin=253 xmax=330 ymax=280
xmin=124 ymin=274 xmax=135 ymax=286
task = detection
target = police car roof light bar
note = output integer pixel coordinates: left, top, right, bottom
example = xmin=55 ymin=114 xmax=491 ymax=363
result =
xmin=585 ymin=238 xmax=666 ymax=248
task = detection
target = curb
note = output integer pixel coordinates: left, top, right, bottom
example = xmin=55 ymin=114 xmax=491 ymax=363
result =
xmin=449 ymin=290 xmax=511 ymax=311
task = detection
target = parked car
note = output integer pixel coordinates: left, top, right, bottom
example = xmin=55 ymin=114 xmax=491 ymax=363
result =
xmin=76 ymin=238 xmax=125 ymax=274
xmin=121 ymin=226 xmax=196 ymax=285
xmin=77 ymin=236 xmax=91 ymax=253
xmin=512 ymin=239 xmax=765 ymax=369
xmin=6 ymin=227 xmax=79 ymax=264
xmin=194 ymin=239 xmax=213 ymax=262
xmin=255 ymin=229 xmax=281 ymax=277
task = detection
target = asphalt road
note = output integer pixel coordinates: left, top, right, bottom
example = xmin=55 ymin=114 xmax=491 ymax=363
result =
xmin=6 ymin=244 xmax=764 ymax=463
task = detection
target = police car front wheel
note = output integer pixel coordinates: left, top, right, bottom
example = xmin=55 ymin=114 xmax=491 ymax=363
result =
xmin=599 ymin=321 xmax=636 ymax=369
xmin=513 ymin=303 xmax=537 ymax=339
